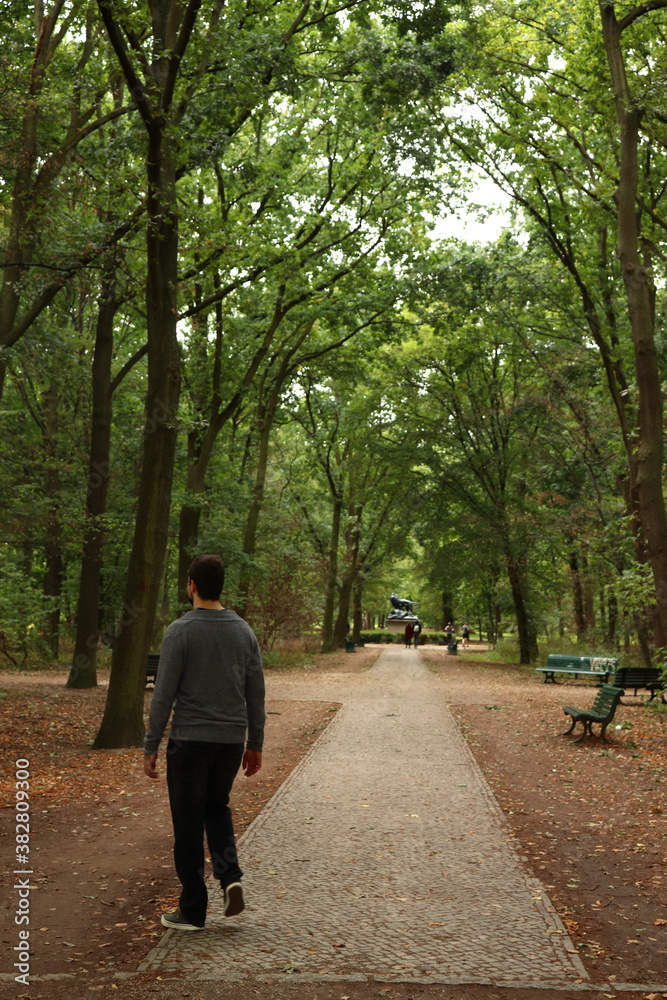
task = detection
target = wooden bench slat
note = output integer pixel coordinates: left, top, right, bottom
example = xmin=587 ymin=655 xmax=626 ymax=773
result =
xmin=613 ymin=667 xmax=665 ymax=703
xmin=562 ymin=683 xmax=624 ymax=743
xmin=146 ymin=654 xmax=160 ymax=687
xmin=536 ymin=653 xmax=619 ymax=684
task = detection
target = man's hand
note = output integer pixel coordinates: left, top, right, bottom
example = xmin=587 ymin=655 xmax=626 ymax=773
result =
xmin=242 ymin=749 xmax=262 ymax=777
xmin=144 ymin=753 xmax=158 ymax=779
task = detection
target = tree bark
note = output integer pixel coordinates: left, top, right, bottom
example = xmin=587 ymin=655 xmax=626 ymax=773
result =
xmin=582 ymin=553 xmax=595 ymax=631
xmin=68 ymin=273 xmax=120 ymax=688
xmin=93 ymin=0 xmax=200 ymax=747
xmin=441 ymin=590 xmax=453 ymax=630
xmin=42 ymin=383 xmax=62 ymax=658
xmin=608 ymin=589 xmax=618 ymax=646
xmin=332 ymin=506 xmax=362 ymax=648
xmin=600 ymin=2 xmax=667 ymax=645
xmin=569 ymin=550 xmax=586 ymax=640
xmin=178 ymin=500 xmax=202 ymax=605
xmin=94 ymin=122 xmax=181 ymax=748
xmin=505 ymin=549 xmax=536 ymax=664
xmin=332 ymin=576 xmax=353 ymax=648
xmin=176 ymin=292 xmax=285 ymax=602
xmin=236 ymin=393 xmax=279 ymax=621
xmin=321 ymin=495 xmax=342 ymax=653
xmin=352 ymin=582 xmax=363 ymax=644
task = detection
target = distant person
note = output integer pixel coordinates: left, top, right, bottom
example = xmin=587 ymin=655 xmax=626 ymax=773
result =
xmin=143 ymin=554 xmax=265 ymax=931
xmin=404 ymin=621 xmax=414 ymax=648
xmin=445 ymin=622 xmax=455 ymax=644
xmin=461 ymin=623 xmax=470 ymax=647
xmin=412 ymin=620 xmax=422 ymax=648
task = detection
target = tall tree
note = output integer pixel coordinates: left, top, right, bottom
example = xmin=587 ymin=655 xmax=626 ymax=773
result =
xmin=598 ymin=0 xmax=667 ymax=643
xmin=432 ymin=0 xmax=667 ymax=648
xmin=93 ymin=0 xmax=202 ymax=747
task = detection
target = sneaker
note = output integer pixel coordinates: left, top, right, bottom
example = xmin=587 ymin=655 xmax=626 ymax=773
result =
xmin=160 ymin=908 xmax=204 ymax=931
xmin=223 ymin=881 xmax=245 ymax=917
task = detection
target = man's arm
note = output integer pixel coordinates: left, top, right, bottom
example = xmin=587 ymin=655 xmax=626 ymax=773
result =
xmin=143 ymin=627 xmax=185 ymax=773
xmin=244 ymin=634 xmax=266 ymax=754
xmin=242 ymin=748 xmax=262 ymax=776
xmin=144 ymin=752 xmax=158 ymax=779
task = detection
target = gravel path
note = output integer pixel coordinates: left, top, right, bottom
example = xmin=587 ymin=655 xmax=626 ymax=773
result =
xmin=138 ymin=647 xmax=587 ymax=986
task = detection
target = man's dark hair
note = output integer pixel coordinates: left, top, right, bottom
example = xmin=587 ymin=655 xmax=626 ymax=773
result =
xmin=188 ymin=554 xmax=225 ymax=601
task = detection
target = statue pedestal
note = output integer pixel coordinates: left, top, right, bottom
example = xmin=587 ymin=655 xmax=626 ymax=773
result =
xmin=384 ymin=617 xmax=418 ymax=633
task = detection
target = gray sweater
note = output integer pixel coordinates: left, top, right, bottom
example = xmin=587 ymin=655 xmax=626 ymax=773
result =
xmin=143 ymin=608 xmax=265 ymax=754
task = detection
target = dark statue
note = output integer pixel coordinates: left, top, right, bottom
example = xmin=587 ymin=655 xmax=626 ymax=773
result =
xmin=387 ymin=593 xmax=418 ymax=620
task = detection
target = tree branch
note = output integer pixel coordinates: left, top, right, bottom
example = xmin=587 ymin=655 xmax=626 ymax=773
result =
xmin=96 ymin=0 xmax=154 ymax=127
xmin=110 ymin=344 xmax=148 ymax=394
xmin=618 ymin=0 xmax=667 ymax=32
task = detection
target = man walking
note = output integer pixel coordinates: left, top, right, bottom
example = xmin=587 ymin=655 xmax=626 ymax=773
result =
xmin=143 ymin=554 xmax=265 ymax=931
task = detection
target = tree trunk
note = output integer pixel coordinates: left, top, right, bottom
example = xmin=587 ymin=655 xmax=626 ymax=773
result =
xmin=332 ymin=507 xmax=362 ymax=648
xmin=332 ymin=575 xmax=353 ymax=648
xmin=600 ymin=4 xmax=667 ymax=646
xmin=178 ymin=501 xmax=202 ymax=604
xmin=505 ymin=550 xmax=536 ymax=664
xmin=352 ymin=582 xmax=363 ymax=644
xmin=236 ymin=396 xmax=278 ymax=620
xmin=176 ymin=287 xmax=288 ymax=602
xmin=42 ymin=383 xmax=62 ymax=658
xmin=583 ymin=585 xmax=595 ymax=632
xmin=92 ymin=0 xmax=203 ymax=748
xmin=177 ymin=427 xmax=209 ymax=604
xmin=634 ymin=614 xmax=653 ymax=670
xmin=68 ymin=275 xmax=119 ymax=688
xmin=321 ymin=496 xmax=342 ymax=652
xmin=608 ymin=590 xmax=618 ymax=646
xmin=441 ymin=590 xmax=453 ymax=630
xmin=569 ymin=550 xmax=586 ymax=640
xmin=93 ymin=128 xmax=181 ymax=748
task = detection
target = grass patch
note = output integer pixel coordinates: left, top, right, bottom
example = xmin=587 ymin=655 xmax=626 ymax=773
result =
xmin=465 ymin=635 xmax=646 ymax=671
xmin=465 ymin=638 xmax=522 ymax=665
xmin=262 ymin=649 xmax=316 ymax=671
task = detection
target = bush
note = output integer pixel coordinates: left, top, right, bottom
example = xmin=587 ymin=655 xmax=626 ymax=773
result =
xmin=358 ymin=630 xmax=451 ymax=645
xmin=359 ymin=630 xmax=396 ymax=644
xmin=421 ymin=631 xmax=449 ymax=645
xmin=262 ymin=648 xmax=316 ymax=670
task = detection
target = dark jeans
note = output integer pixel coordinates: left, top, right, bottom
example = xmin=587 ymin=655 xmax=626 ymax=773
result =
xmin=166 ymin=739 xmax=244 ymax=926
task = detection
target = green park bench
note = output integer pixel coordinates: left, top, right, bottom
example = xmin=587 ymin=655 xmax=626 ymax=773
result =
xmin=536 ymin=653 xmax=619 ymax=684
xmin=562 ymin=683 xmax=624 ymax=743
xmin=146 ymin=653 xmax=160 ymax=687
xmin=613 ymin=666 xmax=665 ymax=703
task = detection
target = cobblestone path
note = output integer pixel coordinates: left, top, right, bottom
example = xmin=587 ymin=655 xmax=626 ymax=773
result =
xmin=139 ymin=647 xmax=587 ymax=986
